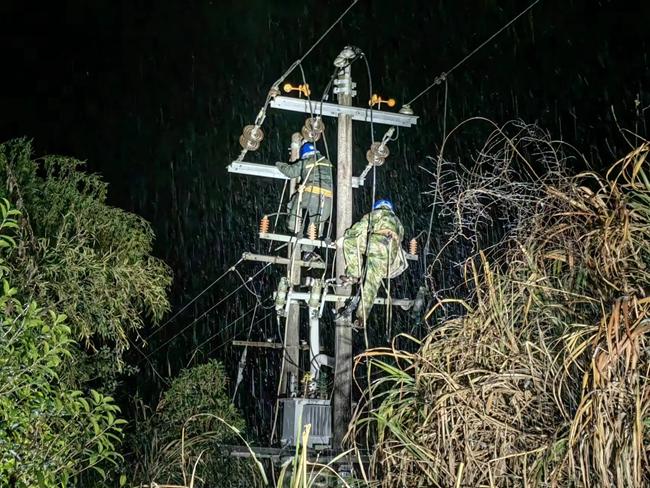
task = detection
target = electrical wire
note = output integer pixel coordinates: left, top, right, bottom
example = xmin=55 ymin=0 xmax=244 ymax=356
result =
xmin=270 ymin=0 xmax=360 ymax=91
xmin=138 ymin=263 xmax=271 ymax=363
xmin=423 ymin=79 xmax=449 ymax=273
xmin=144 ymin=257 xmax=243 ymax=341
xmin=195 ymin=302 xmax=257 ymax=357
xmin=127 ymin=336 xmax=169 ymax=385
xmin=406 ymin=0 xmax=543 ymax=106
xmin=236 ymin=0 xmax=359 ymax=162
xmin=207 ymin=310 xmax=275 ymax=357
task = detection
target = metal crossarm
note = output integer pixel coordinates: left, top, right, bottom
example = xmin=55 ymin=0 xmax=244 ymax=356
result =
xmin=242 ymin=252 xmax=327 ymax=269
xmin=232 ymin=340 xmax=309 ymax=350
xmin=258 ymin=232 xmax=336 ymax=249
xmin=287 ymin=291 xmax=414 ymax=309
xmin=227 ymin=160 xmax=364 ymax=188
xmin=270 ymin=96 xmax=418 ymax=127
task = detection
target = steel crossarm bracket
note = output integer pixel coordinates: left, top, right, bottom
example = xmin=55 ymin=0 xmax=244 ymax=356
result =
xmin=287 ymin=291 xmax=414 ymax=309
xmin=269 ymin=96 xmax=418 ymax=128
xmin=243 ymin=252 xmax=327 ymax=270
xmin=227 ymin=160 xmax=363 ymax=188
xmin=232 ymin=340 xmax=309 ymax=350
xmin=258 ymin=232 xmax=337 ymax=249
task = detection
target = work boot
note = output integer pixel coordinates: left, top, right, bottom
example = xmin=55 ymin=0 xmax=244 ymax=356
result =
xmin=337 ymin=294 xmax=359 ymax=319
xmin=302 ymin=251 xmax=320 ymax=262
xmin=338 ymin=275 xmax=359 ymax=286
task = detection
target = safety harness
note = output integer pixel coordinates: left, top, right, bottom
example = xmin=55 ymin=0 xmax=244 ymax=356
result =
xmin=292 ymin=156 xmax=333 ymax=234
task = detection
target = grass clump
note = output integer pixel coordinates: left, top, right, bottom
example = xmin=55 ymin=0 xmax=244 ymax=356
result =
xmin=352 ymin=123 xmax=650 ymax=487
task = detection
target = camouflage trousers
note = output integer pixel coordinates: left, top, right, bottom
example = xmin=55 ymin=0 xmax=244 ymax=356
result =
xmin=342 ymin=234 xmax=396 ymax=325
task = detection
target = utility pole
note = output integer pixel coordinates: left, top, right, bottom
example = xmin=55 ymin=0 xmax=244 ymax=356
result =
xmin=227 ymin=45 xmax=418 ymax=452
xmin=332 ymin=49 xmax=356 ymax=447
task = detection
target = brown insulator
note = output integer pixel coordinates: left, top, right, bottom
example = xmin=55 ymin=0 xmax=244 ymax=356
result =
xmin=409 ymin=238 xmax=418 ymax=255
xmin=301 ymin=125 xmax=321 ymax=142
xmin=305 ymin=116 xmax=325 ymax=134
xmin=259 ymin=215 xmax=270 ymax=234
xmin=307 ymin=222 xmax=317 ymax=241
xmin=239 ymin=134 xmax=260 ymax=151
xmin=243 ymin=124 xmax=264 ymax=143
xmin=366 ymin=141 xmax=390 ymax=166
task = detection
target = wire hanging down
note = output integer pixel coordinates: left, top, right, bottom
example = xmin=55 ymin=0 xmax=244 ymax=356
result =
xmin=406 ymin=0 xmax=543 ymax=106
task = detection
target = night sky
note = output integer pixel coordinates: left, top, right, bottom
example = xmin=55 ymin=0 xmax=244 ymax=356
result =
xmin=1 ymin=0 xmax=648 ymax=432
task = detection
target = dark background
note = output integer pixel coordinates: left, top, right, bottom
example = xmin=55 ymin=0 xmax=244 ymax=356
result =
xmin=1 ymin=0 xmax=648 ymax=439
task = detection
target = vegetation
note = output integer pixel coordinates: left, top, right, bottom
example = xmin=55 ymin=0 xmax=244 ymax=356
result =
xmin=130 ymin=360 xmax=261 ymax=487
xmin=0 ymin=139 xmax=178 ymax=486
xmin=352 ymin=124 xmax=650 ymax=486
xmin=0 ymin=138 xmax=172 ymax=388
xmin=0 ymin=198 xmax=126 ymax=486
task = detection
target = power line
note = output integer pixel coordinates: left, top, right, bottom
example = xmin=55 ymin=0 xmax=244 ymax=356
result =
xmin=139 ymin=263 xmax=271 ymax=363
xmin=207 ymin=311 xmax=275 ymax=357
xmin=145 ymin=257 xmax=243 ymax=341
xmin=406 ymin=0 xmax=543 ymax=106
xmin=127 ymin=336 xmax=169 ymax=385
xmin=271 ymin=0 xmax=360 ymax=89
xmin=192 ymin=302 xmax=258 ymax=356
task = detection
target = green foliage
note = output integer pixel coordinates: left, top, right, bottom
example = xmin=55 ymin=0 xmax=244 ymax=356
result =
xmin=0 ymin=198 xmax=126 ymax=487
xmin=131 ymin=360 xmax=260 ymax=487
xmin=0 ymin=138 xmax=172 ymax=383
xmin=157 ymin=360 xmax=244 ymax=438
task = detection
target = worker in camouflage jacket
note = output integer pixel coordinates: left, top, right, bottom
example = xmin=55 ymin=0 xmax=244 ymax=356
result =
xmin=338 ymin=199 xmax=408 ymax=327
xmin=275 ymin=142 xmax=333 ymax=246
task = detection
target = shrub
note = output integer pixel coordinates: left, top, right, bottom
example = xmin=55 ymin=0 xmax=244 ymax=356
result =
xmin=0 ymin=199 xmax=126 ymax=487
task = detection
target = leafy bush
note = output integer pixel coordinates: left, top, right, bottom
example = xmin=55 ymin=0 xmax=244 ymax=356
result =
xmin=131 ymin=360 xmax=261 ymax=487
xmin=0 ymin=138 xmax=172 ymax=387
xmin=0 ymin=199 xmax=126 ymax=487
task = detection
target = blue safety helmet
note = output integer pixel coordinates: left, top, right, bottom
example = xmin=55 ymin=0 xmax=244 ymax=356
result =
xmin=300 ymin=142 xmax=317 ymax=159
xmin=373 ymin=199 xmax=394 ymax=211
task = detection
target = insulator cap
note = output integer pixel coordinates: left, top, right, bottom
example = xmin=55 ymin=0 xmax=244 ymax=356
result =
xmin=366 ymin=142 xmax=390 ymax=166
xmin=307 ymin=223 xmax=317 ymax=241
xmin=243 ymin=125 xmax=264 ymax=143
xmin=306 ymin=117 xmax=325 ymax=133
xmin=301 ymin=126 xmax=322 ymax=142
xmin=239 ymin=135 xmax=260 ymax=151
xmin=259 ymin=215 xmax=270 ymax=234
xmin=399 ymin=104 xmax=415 ymax=115
xmin=409 ymin=238 xmax=418 ymax=255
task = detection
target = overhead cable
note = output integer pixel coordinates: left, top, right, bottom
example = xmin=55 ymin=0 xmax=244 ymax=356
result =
xmin=270 ymin=0 xmax=360 ymax=90
xmin=139 ymin=263 xmax=271 ymax=363
xmin=406 ymin=0 xmax=543 ymax=106
xmin=145 ymin=257 xmax=244 ymax=341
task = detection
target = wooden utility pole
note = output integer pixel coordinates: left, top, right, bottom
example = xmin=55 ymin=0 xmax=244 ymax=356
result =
xmin=333 ymin=59 xmax=354 ymax=447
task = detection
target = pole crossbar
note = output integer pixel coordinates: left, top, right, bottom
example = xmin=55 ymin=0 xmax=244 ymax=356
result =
xmin=270 ymin=95 xmax=418 ymax=127
xmin=243 ymin=252 xmax=327 ymax=270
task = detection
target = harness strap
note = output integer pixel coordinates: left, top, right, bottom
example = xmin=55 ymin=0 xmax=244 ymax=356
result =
xmin=304 ymin=161 xmax=331 ymax=169
xmin=303 ymin=185 xmax=333 ymax=198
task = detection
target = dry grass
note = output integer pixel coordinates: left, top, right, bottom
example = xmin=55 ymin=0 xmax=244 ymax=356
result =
xmin=351 ymin=124 xmax=650 ymax=487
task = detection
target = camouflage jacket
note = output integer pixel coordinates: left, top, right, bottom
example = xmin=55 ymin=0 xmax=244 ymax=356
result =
xmin=275 ymin=155 xmax=333 ymax=192
xmin=345 ymin=208 xmax=408 ymax=278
